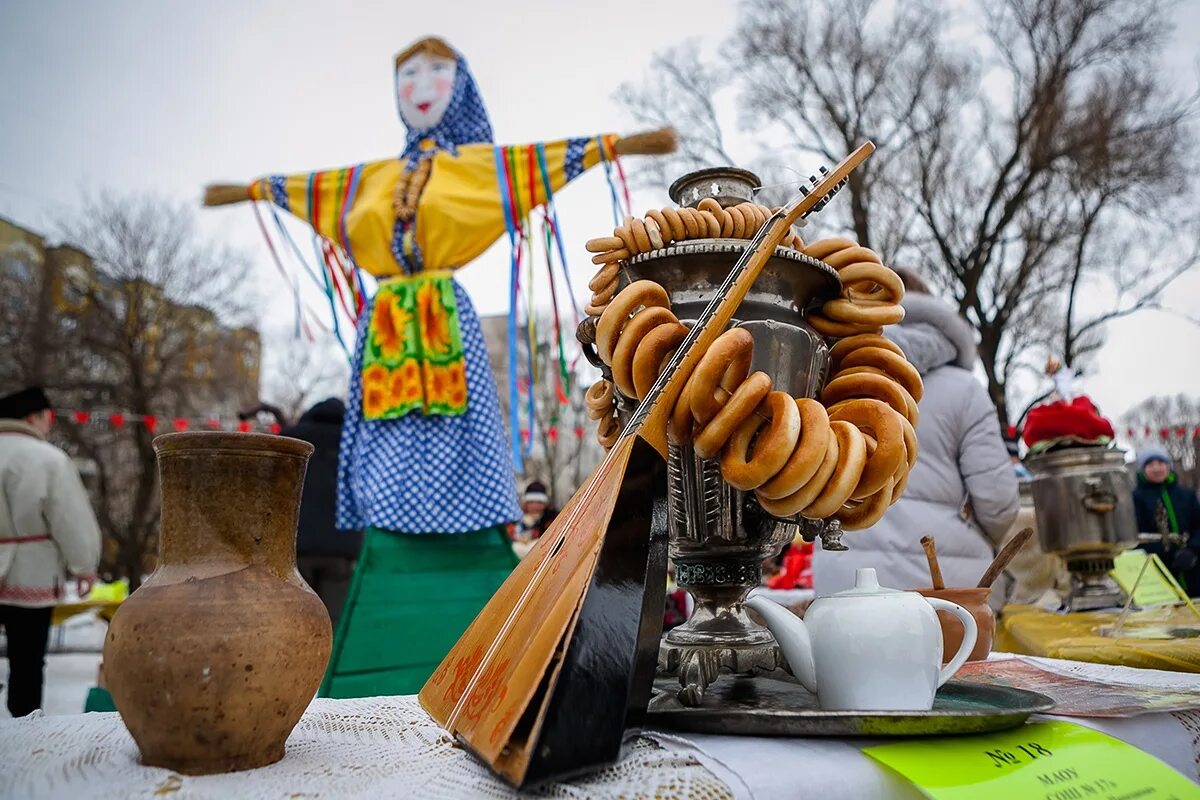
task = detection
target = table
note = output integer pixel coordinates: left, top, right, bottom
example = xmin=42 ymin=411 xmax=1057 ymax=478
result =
xmin=2 ymin=657 xmax=1197 ymax=799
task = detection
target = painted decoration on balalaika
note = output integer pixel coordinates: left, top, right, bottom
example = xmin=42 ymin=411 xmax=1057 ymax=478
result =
xmin=362 ymin=273 xmax=467 ymax=420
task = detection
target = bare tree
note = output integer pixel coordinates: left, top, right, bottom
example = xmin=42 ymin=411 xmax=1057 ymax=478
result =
xmin=1123 ymin=394 xmax=1200 ymax=490
xmin=617 ymin=0 xmax=1198 ymax=426
xmin=525 ymin=332 xmax=605 ymax=506
xmin=1 ymin=194 xmax=258 ymax=589
xmin=909 ymin=0 xmax=1197 ymax=424
xmin=260 ymin=326 xmax=350 ymax=422
xmin=486 ymin=311 xmax=605 ymax=505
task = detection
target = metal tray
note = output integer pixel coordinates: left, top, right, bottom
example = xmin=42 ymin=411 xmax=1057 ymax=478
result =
xmin=646 ymin=670 xmax=1055 ymax=737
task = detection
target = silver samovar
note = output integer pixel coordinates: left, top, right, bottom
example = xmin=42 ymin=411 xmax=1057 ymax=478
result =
xmin=579 ymin=168 xmax=843 ymax=705
xmin=1025 ymin=446 xmax=1139 ymax=611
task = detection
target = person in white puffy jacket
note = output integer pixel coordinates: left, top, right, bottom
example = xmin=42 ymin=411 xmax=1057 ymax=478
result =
xmin=0 ymin=387 xmax=101 ymax=716
xmin=813 ymin=272 xmax=1019 ymax=600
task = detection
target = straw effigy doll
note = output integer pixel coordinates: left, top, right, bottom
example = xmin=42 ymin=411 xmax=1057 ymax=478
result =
xmin=204 ymin=36 xmax=674 ymax=696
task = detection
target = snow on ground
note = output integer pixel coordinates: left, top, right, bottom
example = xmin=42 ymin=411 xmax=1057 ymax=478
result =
xmin=0 ymin=613 xmax=105 ymax=718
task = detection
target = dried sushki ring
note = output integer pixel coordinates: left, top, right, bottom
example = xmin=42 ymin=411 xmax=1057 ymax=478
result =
xmin=719 ymin=391 xmax=802 ymax=491
xmin=595 ymin=280 xmax=671 ymax=364
xmin=828 ymin=398 xmax=906 ymax=499
xmin=801 ymin=421 xmax=867 ymax=519
xmin=686 ymin=328 xmax=755 ymax=425
xmin=692 ymin=371 xmax=772 ymax=460
xmin=754 ymin=425 xmax=841 ymax=518
xmin=757 ymin=398 xmax=831 ymax=501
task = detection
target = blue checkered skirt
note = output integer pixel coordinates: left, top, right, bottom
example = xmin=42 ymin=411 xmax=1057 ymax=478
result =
xmin=336 ymin=280 xmax=520 ymax=534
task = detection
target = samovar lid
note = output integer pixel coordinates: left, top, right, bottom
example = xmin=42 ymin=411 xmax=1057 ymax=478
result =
xmin=669 ymin=167 xmax=763 ymax=208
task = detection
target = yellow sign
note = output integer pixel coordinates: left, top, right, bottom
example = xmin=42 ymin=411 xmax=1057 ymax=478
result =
xmin=863 ymin=721 xmax=1199 ymax=799
xmin=1111 ymin=551 xmax=1188 ymax=608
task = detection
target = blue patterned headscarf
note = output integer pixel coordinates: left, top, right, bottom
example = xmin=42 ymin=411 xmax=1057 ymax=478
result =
xmin=396 ymin=45 xmax=493 ymax=166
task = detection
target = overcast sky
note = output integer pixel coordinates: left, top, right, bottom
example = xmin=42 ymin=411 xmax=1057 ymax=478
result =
xmin=1 ymin=0 xmax=1198 ymax=425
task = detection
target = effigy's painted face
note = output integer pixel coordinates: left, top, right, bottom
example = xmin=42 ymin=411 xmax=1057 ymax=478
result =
xmin=396 ymin=52 xmax=457 ymax=131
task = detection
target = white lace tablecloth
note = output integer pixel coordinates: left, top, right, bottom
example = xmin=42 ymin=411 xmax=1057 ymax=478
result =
xmin=2 ymin=657 xmax=1198 ymax=800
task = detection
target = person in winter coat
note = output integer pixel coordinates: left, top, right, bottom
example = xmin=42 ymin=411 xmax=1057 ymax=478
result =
xmin=1133 ymin=448 xmax=1200 ymax=597
xmin=280 ymin=398 xmax=362 ymax=626
xmin=813 ymin=271 xmax=1020 ymax=599
xmin=0 ymin=387 xmax=101 ymax=716
xmin=509 ymin=481 xmax=558 ymax=559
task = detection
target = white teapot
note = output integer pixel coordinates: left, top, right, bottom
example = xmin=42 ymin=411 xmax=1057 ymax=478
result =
xmin=746 ymin=568 xmax=977 ymax=711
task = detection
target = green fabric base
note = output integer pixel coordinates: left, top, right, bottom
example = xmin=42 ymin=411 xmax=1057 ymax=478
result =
xmin=319 ymin=525 xmax=517 ymax=698
xmin=84 ymin=686 xmax=116 ymax=713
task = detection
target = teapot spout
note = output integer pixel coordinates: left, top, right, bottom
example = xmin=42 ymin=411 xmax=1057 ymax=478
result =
xmin=746 ymin=594 xmax=817 ymax=693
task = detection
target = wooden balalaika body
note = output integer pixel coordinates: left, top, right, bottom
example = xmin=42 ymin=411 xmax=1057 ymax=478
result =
xmin=419 ymin=144 xmax=875 ymax=787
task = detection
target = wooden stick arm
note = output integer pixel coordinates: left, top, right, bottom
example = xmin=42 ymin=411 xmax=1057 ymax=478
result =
xmin=203 ymin=183 xmax=253 ymax=207
xmin=614 ymin=127 xmax=677 ymax=157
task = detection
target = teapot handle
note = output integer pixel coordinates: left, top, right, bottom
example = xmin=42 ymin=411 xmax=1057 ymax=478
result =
xmin=924 ymin=597 xmax=978 ymax=687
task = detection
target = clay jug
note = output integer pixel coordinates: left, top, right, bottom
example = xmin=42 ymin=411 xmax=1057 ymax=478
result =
xmin=104 ymin=432 xmax=332 ymax=775
xmin=915 ymin=587 xmax=995 ymax=663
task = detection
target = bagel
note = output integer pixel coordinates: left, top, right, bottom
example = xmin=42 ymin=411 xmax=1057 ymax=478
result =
xmin=610 ymin=305 xmax=678 ymax=399
xmin=646 ymin=209 xmax=673 ymax=244
xmin=837 ymin=262 xmax=904 ymax=304
xmin=757 ymin=398 xmax=831 ymax=500
xmin=820 ymin=298 xmax=905 ymax=327
xmin=629 ymin=217 xmax=652 ymax=253
xmin=802 ymin=421 xmax=867 ymax=519
xmin=631 ymin=321 xmax=688 ymax=400
xmin=755 ymin=425 xmax=840 ymax=518
xmin=580 ymin=222 xmax=923 ymax=523
xmin=590 ymin=248 xmax=630 ymax=266
xmin=595 ymin=280 xmax=671 ymax=364
xmin=693 ymin=371 xmax=772 ymax=459
xmin=719 ymin=391 xmax=801 ymax=491
xmin=837 ymin=346 xmax=924 ymax=403
xmin=584 ymin=379 xmax=614 ymax=420
xmin=687 ymin=327 xmax=755 ymax=425
xmin=822 ymin=372 xmax=910 ymax=418
xmin=836 ymin=478 xmax=894 ymax=530
xmin=899 ymin=413 xmax=918 ymax=470
xmin=807 ymin=312 xmax=883 ymax=338
xmin=645 ymin=217 xmax=665 ymax=250
xmin=822 ymin=245 xmax=883 ymax=270
xmin=589 ymin=280 xmax=620 ymax=307
xmin=597 ymin=414 xmax=621 ymax=448
xmin=661 ymin=207 xmax=686 ymax=241
xmin=828 ymin=398 xmax=906 ymax=499
xmin=828 ymin=333 xmax=905 ymax=372
xmin=802 ymin=237 xmax=858 ymax=261
xmin=585 ymin=235 xmax=624 ymax=253
xmin=588 ymin=262 xmax=621 ymax=293
xmin=614 ymin=219 xmax=638 ymax=254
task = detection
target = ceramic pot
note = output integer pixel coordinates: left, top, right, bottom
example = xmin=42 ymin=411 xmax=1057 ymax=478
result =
xmin=916 ymin=587 xmax=995 ymax=662
xmin=104 ymin=432 xmax=332 ymax=775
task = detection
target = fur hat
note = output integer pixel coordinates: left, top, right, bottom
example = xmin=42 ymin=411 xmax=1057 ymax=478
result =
xmin=0 ymin=387 xmax=51 ymax=420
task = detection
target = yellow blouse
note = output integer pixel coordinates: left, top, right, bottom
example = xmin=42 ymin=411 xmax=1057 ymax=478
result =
xmin=250 ymin=135 xmax=616 ymax=277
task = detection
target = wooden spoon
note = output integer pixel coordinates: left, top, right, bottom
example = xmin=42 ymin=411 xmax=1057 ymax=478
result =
xmin=977 ymin=527 xmax=1034 ymax=589
xmin=920 ymin=535 xmax=945 ymax=590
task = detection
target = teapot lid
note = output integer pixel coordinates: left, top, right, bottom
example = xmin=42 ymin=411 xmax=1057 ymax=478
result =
xmin=830 ymin=568 xmax=902 ymax=598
